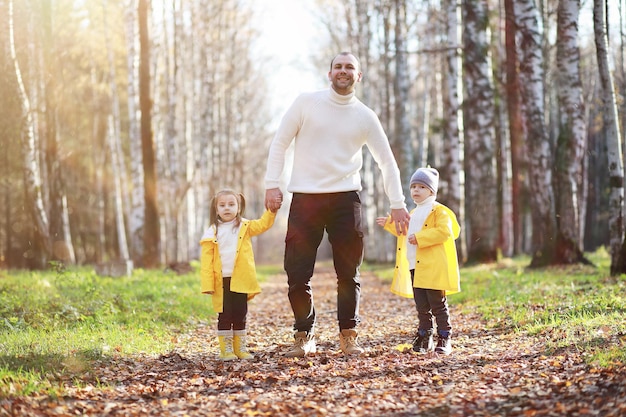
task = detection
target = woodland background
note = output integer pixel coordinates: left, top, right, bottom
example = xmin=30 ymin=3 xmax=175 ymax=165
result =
xmin=1 ymin=0 xmax=625 ymax=272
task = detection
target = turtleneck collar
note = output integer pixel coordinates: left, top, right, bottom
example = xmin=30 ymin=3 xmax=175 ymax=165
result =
xmin=328 ymin=87 xmax=356 ymax=104
xmin=415 ymin=195 xmax=436 ymax=207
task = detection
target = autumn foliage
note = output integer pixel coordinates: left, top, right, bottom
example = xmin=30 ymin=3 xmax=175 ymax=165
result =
xmin=2 ymin=265 xmax=625 ymax=416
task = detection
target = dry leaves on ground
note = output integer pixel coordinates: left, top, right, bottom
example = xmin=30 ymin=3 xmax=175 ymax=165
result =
xmin=2 ymin=266 xmax=625 ymax=416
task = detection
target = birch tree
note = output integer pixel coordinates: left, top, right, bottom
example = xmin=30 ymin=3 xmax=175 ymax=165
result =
xmin=462 ymin=0 xmax=498 ymax=262
xmin=9 ymin=0 xmax=51 ymax=268
xmin=515 ymin=0 xmax=558 ymax=267
xmin=191 ymin=0 xmax=213 ymax=247
xmin=554 ymin=0 xmax=589 ymax=264
xmin=156 ymin=0 xmax=185 ymax=265
xmin=41 ymin=0 xmax=75 ymax=265
xmin=146 ymin=0 xmax=273 ymax=264
xmin=89 ymin=63 xmax=107 ymax=265
xmin=594 ymin=0 xmax=625 ymax=274
xmin=103 ymin=1 xmax=130 ymax=263
xmin=393 ymin=0 xmax=413 ymax=195
xmin=106 ymin=115 xmax=130 ymax=262
xmin=125 ymin=0 xmax=145 ymax=263
xmin=442 ymin=0 xmax=465 ymax=261
xmin=0 ymin=0 xmax=278 ymax=267
xmin=370 ymin=0 xmax=395 ymax=262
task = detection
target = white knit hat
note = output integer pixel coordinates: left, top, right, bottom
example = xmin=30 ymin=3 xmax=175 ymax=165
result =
xmin=410 ymin=167 xmax=439 ymax=194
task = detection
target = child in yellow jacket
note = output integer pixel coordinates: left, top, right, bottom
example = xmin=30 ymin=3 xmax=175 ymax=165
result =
xmin=200 ymin=189 xmax=279 ymax=361
xmin=377 ymin=167 xmax=460 ymax=355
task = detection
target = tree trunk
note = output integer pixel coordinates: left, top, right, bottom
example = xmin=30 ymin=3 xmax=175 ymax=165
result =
xmin=41 ymin=0 xmax=75 ymax=265
xmin=9 ymin=0 xmax=51 ymax=268
xmin=462 ymin=0 xmax=498 ymax=263
xmin=107 ymin=115 xmax=131 ymax=262
xmin=515 ymin=0 xmax=558 ymax=267
xmin=125 ymin=0 xmax=145 ymax=264
xmin=442 ymin=0 xmax=465 ymax=262
xmin=353 ymin=0 xmax=388 ymax=262
xmin=594 ymin=0 xmax=626 ymax=274
xmin=191 ymin=0 xmax=211 ymax=251
xmin=554 ymin=0 xmax=590 ymax=264
xmin=139 ymin=0 xmax=160 ymax=268
xmin=159 ymin=0 xmax=180 ymax=265
xmin=504 ymin=0 xmax=526 ymax=256
xmin=619 ymin=0 xmax=626 ymax=218
xmin=104 ymin=1 xmax=130 ymax=263
xmin=393 ymin=0 xmax=413 ymax=190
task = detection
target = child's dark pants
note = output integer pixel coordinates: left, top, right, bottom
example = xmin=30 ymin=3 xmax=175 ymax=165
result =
xmin=410 ymin=269 xmax=451 ymax=334
xmin=217 ymin=277 xmax=248 ymax=331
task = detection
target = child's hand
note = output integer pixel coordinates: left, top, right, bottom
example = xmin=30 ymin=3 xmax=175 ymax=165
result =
xmin=408 ymin=234 xmax=417 ymax=245
xmin=269 ymin=198 xmax=283 ymax=213
xmin=376 ymin=216 xmax=388 ymax=227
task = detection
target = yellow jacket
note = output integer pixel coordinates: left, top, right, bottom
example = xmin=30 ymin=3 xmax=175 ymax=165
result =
xmin=199 ymin=210 xmax=276 ymax=313
xmin=383 ymin=202 xmax=460 ymax=298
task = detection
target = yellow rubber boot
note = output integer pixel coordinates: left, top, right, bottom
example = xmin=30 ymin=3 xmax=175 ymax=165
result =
xmin=233 ymin=330 xmax=254 ymax=360
xmin=217 ymin=331 xmax=238 ymax=361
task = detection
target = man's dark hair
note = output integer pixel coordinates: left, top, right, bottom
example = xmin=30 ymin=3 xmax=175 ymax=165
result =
xmin=330 ymin=52 xmax=361 ymax=71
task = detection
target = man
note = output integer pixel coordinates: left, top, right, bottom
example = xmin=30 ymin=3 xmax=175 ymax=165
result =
xmin=265 ymin=52 xmax=410 ymax=357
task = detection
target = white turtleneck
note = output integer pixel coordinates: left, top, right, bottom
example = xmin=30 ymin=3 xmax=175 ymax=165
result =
xmin=216 ymin=220 xmax=240 ymax=277
xmin=406 ymin=195 xmax=436 ymax=269
xmin=265 ymin=88 xmax=406 ymax=210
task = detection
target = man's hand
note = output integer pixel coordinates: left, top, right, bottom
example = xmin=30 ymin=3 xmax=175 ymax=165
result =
xmin=390 ymin=207 xmax=410 ymax=235
xmin=265 ymin=188 xmax=283 ymax=212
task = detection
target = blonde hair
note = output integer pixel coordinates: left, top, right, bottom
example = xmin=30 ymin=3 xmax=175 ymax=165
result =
xmin=209 ymin=189 xmax=246 ymax=229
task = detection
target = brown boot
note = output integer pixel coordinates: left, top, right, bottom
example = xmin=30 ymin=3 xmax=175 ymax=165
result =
xmin=284 ymin=331 xmax=316 ymax=357
xmin=339 ymin=329 xmax=364 ymax=355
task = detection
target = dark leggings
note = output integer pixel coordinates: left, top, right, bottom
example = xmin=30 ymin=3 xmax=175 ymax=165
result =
xmin=217 ymin=277 xmax=248 ymax=331
xmin=411 ymin=269 xmax=451 ymax=334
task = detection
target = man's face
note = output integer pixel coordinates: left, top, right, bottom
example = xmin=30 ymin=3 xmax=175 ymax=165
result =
xmin=328 ymin=54 xmax=362 ymax=95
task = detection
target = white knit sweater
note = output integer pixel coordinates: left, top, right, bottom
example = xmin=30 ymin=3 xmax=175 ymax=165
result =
xmin=265 ymin=88 xmax=406 ymax=210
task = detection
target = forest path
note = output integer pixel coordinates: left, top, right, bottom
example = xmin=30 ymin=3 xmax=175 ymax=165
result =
xmin=3 ymin=265 xmax=625 ymax=416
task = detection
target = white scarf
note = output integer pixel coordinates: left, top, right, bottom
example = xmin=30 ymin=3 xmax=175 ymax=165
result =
xmin=406 ymin=195 xmax=436 ymax=269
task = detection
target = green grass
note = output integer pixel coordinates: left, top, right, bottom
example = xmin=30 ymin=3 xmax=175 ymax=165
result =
xmin=0 ymin=261 xmax=283 ymax=397
xmin=366 ymin=247 xmax=626 ymax=367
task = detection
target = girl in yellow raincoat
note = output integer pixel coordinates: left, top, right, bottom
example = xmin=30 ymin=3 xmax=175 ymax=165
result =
xmin=200 ymin=189 xmax=278 ymax=361
xmin=377 ymin=167 xmax=460 ymax=356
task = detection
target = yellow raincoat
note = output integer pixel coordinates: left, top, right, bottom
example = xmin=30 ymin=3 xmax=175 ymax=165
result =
xmin=383 ymin=202 xmax=460 ymax=298
xmin=200 ymin=210 xmax=276 ymax=313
